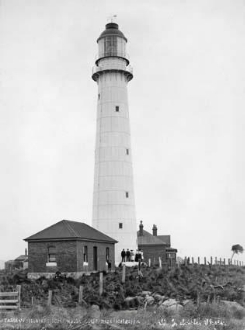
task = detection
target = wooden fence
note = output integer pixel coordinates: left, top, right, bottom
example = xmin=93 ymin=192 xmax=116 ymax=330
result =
xmin=0 ymin=285 xmax=21 ymax=310
xmin=181 ymin=256 xmax=244 ymax=266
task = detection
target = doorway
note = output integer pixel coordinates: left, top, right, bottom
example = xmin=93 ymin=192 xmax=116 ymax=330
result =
xmin=93 ymin=246 xmax=98 ymax=271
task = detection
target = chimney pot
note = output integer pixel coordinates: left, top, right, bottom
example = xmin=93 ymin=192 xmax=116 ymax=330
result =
xmin=152 ymin=224 xmax=157 ymax=236
xmin=139 ymin=221 xmax=144 ymax=236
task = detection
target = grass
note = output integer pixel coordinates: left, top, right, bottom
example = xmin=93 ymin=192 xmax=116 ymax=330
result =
xmin=0 ymin=301 xmax=245 ymax=329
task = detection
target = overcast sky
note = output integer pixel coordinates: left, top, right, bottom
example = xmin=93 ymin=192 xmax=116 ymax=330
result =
xmin=0 ymin=0 xmax=245 ymax=265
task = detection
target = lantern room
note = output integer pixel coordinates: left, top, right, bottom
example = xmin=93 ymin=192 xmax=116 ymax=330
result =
xmin=96 ymin=23 xmax=129 ymax=65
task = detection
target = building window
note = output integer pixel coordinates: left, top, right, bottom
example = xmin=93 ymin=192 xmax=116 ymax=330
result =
xmin=119 ymin=222 xmax=123 ymax=229
xmin=126 ymin=148 xmax=129 ymax=155
xmin=115 ymin=106 xmax=119 ymax=112
xmin=106 ymin=247 xmax=110 ymax=261
xmin=83 ymin=246 xmax=88 ymax=263
xmin=126 ymin=192 xmax=129 ymax=198
xmin=48 ymin=246 xmax=56 ymax=262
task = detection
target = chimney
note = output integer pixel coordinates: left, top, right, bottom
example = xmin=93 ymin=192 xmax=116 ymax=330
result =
xmin=139 ymin=221 xmax=144 ymax=236
xmin=152 ymin=224 xmax=157 ymax=236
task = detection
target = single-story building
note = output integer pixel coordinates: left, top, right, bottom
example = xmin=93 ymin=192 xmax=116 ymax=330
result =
xmin=14 ymin=253 xmax=28 ymax=270
xmin=137 ymin=221 xmax=177 ymax=267
xmin=24 ymin=219 xmax=117 ymax=278
xmin=5 ymin=249 xmax=28 ymax=271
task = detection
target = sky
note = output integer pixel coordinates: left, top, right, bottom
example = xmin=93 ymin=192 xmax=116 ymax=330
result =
xmin=0 ymin=0 xmax=245 ymax=266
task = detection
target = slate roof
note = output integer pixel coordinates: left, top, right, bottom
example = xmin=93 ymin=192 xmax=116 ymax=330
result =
xmin=158 ymin=235 xmax=171 ymax=246
xmin=14 ymin=255 xmax=28 ymax=262
xmin=24 ymin=220 xmax=117 ymax=243
xmin=137 ymin=229 xmax=167 ymax=246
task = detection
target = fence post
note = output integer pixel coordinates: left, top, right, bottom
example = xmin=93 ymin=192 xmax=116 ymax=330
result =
xmin=99 ymin=272 xmax=103 ymax=295
xmin=148 ymin=258 xmax=151 ymax=267
xmin=197 ymin=292 xmax=200 ymax=307
xmin=192 ymin=257 xmax=194 ymax=265
xmin=198 ymin=257 xmax=200 ymax=265
xmin=210 ymin=257 xmax=213 ymax=265
xmin=47 ymin=290 xmax=52 ymax=306
xmin=204 ymin=257 xmax=206 ymax=265
xmin=17 ymin=285 xmax=21 ymax=309
xmin=159 ymin=257 xmax=162 ymax=269
xmin=122 ymin=264 xmax=126 ymax=283
xmin=79 ymin=286 xmax=83 ymax=303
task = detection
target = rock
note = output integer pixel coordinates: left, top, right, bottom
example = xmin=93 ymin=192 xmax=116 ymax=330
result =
xmin=136 ymin=296 xmax=144 ymax=305
xmin=220 ymin=300 xmax=245 ymax=311
xmin=90 ymin=304 xmax=101 ymax=319
xmin=153 ymin=294 xmax=165 ymax=303
xmin=140 ymin=291 xmax=152 ymax=297
xmin=145 ymin=295 xmax=155 ymax=305
xmin=161 ymin=298 xmax=178 ymax=307
xmin=182 ymin=299 xmax=193 ymax=306
xmin=167 ymin=304 xmax=183 ymax=312
xmin=124 ymin=296 xmax=143 ymax=308
xmin=36 ymin=305 xmax=45 ymax=313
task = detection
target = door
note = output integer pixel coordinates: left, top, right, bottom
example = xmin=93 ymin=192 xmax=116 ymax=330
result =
xmin=93 ymin=246 xmax=98 ymax=271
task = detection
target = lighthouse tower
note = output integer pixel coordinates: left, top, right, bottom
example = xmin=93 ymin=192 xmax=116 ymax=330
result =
xmin=92 ymin=22 xmax=137 ymax=263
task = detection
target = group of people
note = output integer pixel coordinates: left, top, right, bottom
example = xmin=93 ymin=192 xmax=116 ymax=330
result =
xmin=120 ymin=248 xmax=144 ymax=263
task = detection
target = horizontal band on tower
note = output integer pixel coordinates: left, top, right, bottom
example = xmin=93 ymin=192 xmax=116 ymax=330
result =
xmin=92 ymin=67 xmax=133 ymax=82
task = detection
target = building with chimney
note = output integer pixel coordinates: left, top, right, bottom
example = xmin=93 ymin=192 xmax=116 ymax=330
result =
xmin=137 ymin=221 xmax=177 ymax=267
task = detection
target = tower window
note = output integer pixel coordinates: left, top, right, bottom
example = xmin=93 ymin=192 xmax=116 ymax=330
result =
xmin=126 ymin=148 xmax=129 ymax=155
xmin=126 ymin=192 xmax=129 ymax=198
xmin=115 ymin=106 xmax=119 ymax=112
xmin=119 ymin=222 xmax=123 ymax=229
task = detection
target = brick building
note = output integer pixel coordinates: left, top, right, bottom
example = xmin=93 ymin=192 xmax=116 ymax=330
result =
xmin=5 ymin=249 xmax=28 ymax=272
xmin=24 ymin=220 xmax=117 ymax=278
xmin=137 ymin=221 xmax=177 ymax=267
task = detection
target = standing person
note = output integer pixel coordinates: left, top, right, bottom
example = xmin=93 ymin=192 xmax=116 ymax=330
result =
xmin=130 ymin=250 xmax=134 ymax=262
xmin=138 ymin=249 xmax=143 ymax=270
xmin=121 ymin=249 xmax=126 ymax=262
xmin=126 ymin=249 xmax=130 ymax=262
xmin=135 ymin=250 xmax=139 ymax=263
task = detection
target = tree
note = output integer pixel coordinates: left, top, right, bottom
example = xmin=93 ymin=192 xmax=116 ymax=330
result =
xmin=231 ymin=244 xmax=244 ymax=261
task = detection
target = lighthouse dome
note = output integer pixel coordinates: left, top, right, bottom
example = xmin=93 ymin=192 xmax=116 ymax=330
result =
xmin=97 ymin=23 xmax=127 ymax=42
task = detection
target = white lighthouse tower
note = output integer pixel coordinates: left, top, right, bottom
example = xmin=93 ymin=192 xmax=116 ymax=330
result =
xmin=92 ymin=22 xmax=137 ymax=263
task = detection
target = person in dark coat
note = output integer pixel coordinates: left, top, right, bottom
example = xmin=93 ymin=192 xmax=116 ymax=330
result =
xmin=126 ymin=249 xmax=131 ymax=262
xmin=135 ymin=250 xmax=139 ymax=262
xmin=121 ymin=249 xmax=126 ymax=262
xmin=138 ymin=249 xmax=143 ymax=270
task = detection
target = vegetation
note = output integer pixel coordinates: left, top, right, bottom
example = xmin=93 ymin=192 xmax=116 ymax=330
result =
xmin=0 ymin=264 xmax=245 ymax=329
xmin=231 ymin=245 xmax=244 ymax=261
